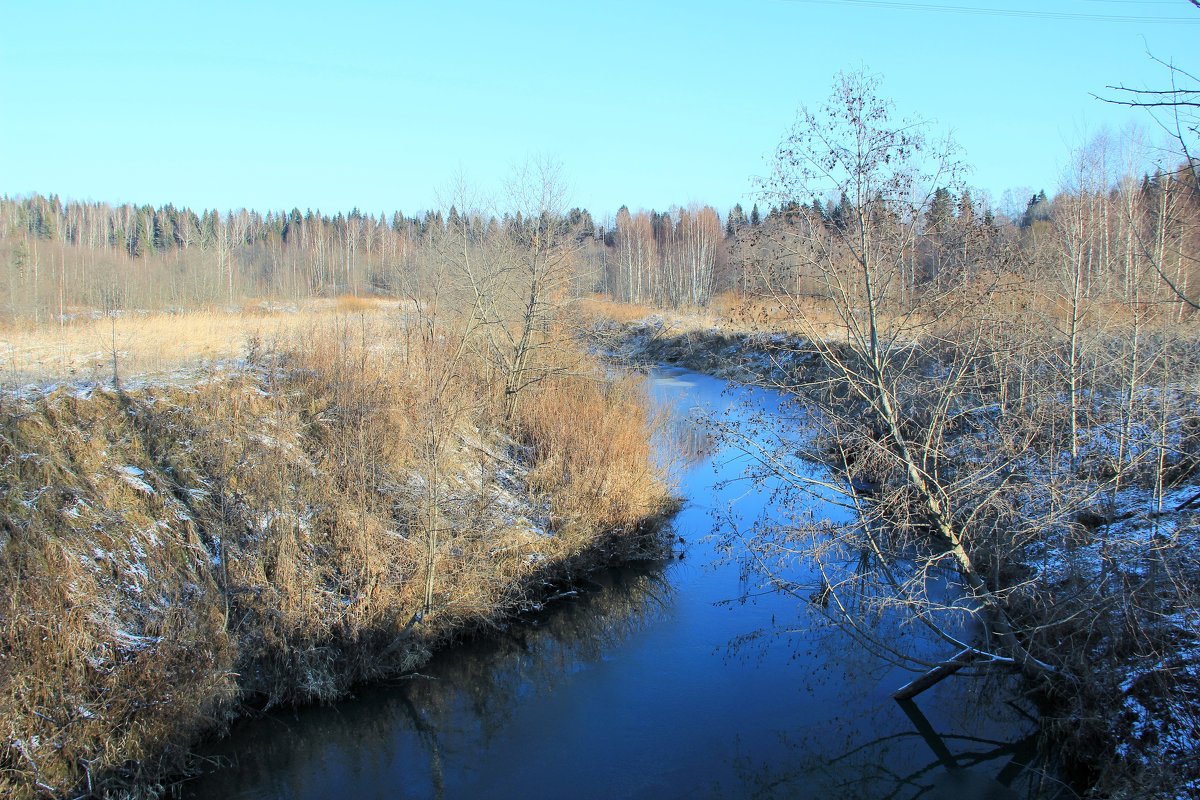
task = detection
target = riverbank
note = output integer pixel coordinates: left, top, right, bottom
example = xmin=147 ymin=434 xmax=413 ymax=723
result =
xmin=0 ymin=318 xmax=674 ymax=799
xmin=180 ymin=363 xmax=1040 ymax=800
xmin=589 ymin=301 xmax=1200 ymax=799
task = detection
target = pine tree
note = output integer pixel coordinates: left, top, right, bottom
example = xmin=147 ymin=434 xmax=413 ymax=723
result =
xmin=830 ymin=191 xmax=854 ymax=231
xmin=1020 ymin=190 xmax=1050 ymax=228
xmin=567 ymin=207 xmax=595 ymax=239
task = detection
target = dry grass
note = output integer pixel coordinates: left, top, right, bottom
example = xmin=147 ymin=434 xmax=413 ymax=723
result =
xmin=0 ymin=388 xmax=240 ymax=797
xmin=0 ymin=317 xmax=672 ymax=799
xmin=577 ymin=295 xmax=661 ymax=325
xmin=581 ymin=292 xmax=850 ymax=340
xmin=334 ymin=294 xmax=382 ymax=314
xmin=586 ymin=284 xmax=1189 ymax=346
xmin=718 ymin=293 xmax=849 ymax=337
xmin=514 ymin=368 xmax=671 ymax=541
xmin=0 ymin=299 xmax=403 ymax=387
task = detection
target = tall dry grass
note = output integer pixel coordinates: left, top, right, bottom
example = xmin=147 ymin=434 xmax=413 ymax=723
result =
xmin=0 ymin=388 xmax=239 ymax=796
xmin=577 ymin=295 xmax=661 ymax=325
xmin=0 ymin=299 xmax=403 ymax=387
xmin=0 ymin=316 xmax=672 ymax=799
xmin=333 ymin=294 xmax=382 ymax=314
xmin=513 ymin=370 xmax=670 ymax=542
xmin=581 ymin=292 xmax=851 ymax=340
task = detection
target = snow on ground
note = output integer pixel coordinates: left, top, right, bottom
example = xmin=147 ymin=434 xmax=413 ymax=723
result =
xmin=116 ymin=465 xmax=156 ymax=495
xmin=600 ymin=311 xmax=1200 ymax=793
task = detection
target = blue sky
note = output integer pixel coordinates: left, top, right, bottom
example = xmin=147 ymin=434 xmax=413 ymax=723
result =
xmin=1 ymin=1 xmax=1196 ymax=220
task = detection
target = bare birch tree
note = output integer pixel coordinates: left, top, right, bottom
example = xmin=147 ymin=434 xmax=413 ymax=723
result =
xmin=734 ymin=69 xmax=1057 ymax=691
xmin=456 ymin=158 xmax=581 ymax=420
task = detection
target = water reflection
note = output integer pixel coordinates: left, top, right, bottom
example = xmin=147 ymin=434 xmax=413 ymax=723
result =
xmin=710 ymin=603 xmax=1053 ymax=799
xmin=181 ymin=366 xmax=1048 ymax=800
xmin=182 ymin=563 xmax=676 ymax=800
xmin=723 ymin=691 xmax=1050 ymax=800
xmin=660 ymin=408 xmax=717 ymax=470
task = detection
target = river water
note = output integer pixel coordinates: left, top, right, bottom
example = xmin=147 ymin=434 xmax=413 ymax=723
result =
xmin=182 ymin=366 xmax=1044 ymax=799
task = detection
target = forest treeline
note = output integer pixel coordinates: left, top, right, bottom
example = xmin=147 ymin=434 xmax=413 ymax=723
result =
xmin=1 ymin=153 xmax=1196 ymax=325
xmin=0 ymin=194 xmax=728 ymax=317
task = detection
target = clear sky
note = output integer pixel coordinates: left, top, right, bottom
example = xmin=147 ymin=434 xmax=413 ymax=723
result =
xmin=1 ymin=1 xmax=1196 ymax=221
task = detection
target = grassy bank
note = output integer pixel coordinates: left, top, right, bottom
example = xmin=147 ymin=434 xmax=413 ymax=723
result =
xmin=0 ymin=314 xmax=672 ymax=798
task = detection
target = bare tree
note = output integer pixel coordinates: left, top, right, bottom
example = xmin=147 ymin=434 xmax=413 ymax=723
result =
xmin=457 ymin=158 xmax=582 ymax=420
xmin=395 ymin=253 xmax=485 ymax=619
xmin=1099 ymin=38 xmax=1200 ymax=311
xmin=1101 ymin=55 xmax=1198 ymax=187
xmin=734 ymin=69 xmax=1057 ymax=691
xmin=612 ymin=206 xmax=655 ymax=304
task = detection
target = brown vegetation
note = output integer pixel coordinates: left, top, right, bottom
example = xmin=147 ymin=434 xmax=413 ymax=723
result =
xmin=513 ymin=370 xmax=667 ymax=537
xmin=728 ymin=72 xmax=1199 ymax=797
xmin=0 ymin=311 xmax=670 ymax=799
xmin=0 ymin=301 xmax=401 ymax=387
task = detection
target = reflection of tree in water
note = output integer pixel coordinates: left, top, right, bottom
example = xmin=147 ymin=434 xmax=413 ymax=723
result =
xmin=717 ymin=663 xmax=1067 ymax=800
xmin=182 ymin=562 xmax=674 ymax=800
xmin=704 ymin=398 xmax=1065 ymax=799
xmin=723 ymin=538 xmax=975 ymax=680
xmin=406 ymin=562 xmax=674 ymax=737
xmin=661 ymin=407 xmax=717 ymax=470
xmin=711 ymin=547 xmax=1060 ymax=800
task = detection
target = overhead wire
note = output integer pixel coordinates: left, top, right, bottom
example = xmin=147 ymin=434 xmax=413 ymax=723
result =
xmin=779 ymin=0 xmax=1200 ymax=24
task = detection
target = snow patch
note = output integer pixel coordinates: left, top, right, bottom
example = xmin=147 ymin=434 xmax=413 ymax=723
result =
xmin=116 ymin=465 xmax=156 ymax=495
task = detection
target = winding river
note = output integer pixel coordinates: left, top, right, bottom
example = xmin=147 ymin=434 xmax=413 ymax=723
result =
xmin=182 ymin=366 xmax=1042 ymax=799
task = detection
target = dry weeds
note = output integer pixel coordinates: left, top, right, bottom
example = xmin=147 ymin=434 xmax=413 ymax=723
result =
xmin=514 ymin=369 xmax=671 ymax=541
xmin=0 ymin=299 xmax=404 ymax=387
xmin=0 ymin=318 xmax=672 ymax=799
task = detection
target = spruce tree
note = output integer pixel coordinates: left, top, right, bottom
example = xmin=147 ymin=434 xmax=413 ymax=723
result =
xmin=925 ymin=187 xmax=953 ymax=233
xmin=957 ymin=188 xmax=975 ymax=225
xmin=726 ymin=203 xmax=746 ymax=236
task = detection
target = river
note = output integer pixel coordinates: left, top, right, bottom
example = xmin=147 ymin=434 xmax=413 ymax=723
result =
xmin=182 ymin=366 xmax=1044 ymax=799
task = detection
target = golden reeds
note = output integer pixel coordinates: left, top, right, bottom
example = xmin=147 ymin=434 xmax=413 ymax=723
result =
xmin=0 ymin=315 xmax=671 ymax=799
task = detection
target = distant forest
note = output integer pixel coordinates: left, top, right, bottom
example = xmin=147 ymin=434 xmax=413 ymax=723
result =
xmin=0 ymin=146 xmax=1196 ymax=323
xmin=0 ymin=195 xmax=729 ymax=318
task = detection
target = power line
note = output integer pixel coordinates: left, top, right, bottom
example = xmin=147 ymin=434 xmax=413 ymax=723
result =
xmin=780 ymin=0 xmax=1200 ymax=24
